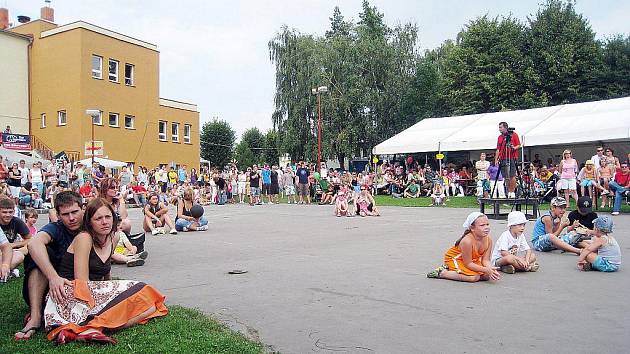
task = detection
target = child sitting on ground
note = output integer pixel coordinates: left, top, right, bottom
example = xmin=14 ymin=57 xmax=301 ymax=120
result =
xmin=427 ymin=212 xmax=501 ymax=282
xmin=112 ymin=225 xmax=149 ymax=267
xmin=333 ymin=184 xmax=349 ymax=217
xmin=431 ymin=183 xmax=445 ymax=206
xmin=577 ymin=216 xmax=621 ymax=272
xmin=531 ymin=197 xmax=581 ymax=255
xmin=491 ymin=211 xmax=539 ymax=274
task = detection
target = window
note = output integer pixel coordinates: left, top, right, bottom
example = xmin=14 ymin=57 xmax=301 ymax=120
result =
xmin=125 ymin=63 xmax=134 ymax=86
xmin=57 ymin=110 xmax=67 ymax=126
xmin=171 ymin=122 xmax=179 ymax=143
xmin=108 ymin=59 xmax=119 ymax=82
xmin=124 ymin=115 xmax=135 ymax=129
xmin=92 ymin=111 xmax=103 ymax=125
xmin=184 ymin=124 xmax=191 ymax=144
xmin=92 ymin=55 xmax=102 ymax=79
xmin=158 ymin=121 xmax=167 ymax=141
xmin=41 ymin=113 xmax=46 ymax=128
xmin=109 ymin=112 xmax=119 ymax=127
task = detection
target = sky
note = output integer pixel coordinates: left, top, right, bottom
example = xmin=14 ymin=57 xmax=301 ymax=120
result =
xmin=5 ymin=1 xmax=630 ymax=138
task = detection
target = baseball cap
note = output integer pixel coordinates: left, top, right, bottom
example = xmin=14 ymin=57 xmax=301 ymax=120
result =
xmin=593 ymin=216 xmax=613 ymax=233
xmin=507 ymin=211 xmax=527 ymax=227
xmin=577 ymin=196 xmax=593 ymax=213
xmin=550 ymin=196 xmax=567 ymax=207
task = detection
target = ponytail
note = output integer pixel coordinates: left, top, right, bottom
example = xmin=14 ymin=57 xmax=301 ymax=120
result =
xmin=454 ymin=229 xmax=472 ymax=246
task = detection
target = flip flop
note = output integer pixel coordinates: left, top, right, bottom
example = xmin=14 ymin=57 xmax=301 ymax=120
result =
xmin=228 ymin=270 xmax=248 ymax=274
xmin=14 ymin=326 xmax=40 ymax=341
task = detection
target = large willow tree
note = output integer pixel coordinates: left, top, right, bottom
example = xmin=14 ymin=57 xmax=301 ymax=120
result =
xmin=269 ymin=1 xmax=420 ymax=168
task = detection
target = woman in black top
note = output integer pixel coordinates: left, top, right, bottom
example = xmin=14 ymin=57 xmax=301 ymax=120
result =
xmin=43 ymin=198 xmax=168 ymax=345
xmin=7 ymin=162 xmax=22 ymax=202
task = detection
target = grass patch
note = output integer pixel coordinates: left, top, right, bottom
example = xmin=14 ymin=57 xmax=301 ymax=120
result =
xmin=0 ymin=273 xmax=264 ymax=354
xmin=372 ymin=195 xmax=630 ymax=213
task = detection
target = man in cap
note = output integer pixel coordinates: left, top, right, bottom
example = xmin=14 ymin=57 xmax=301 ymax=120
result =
xmin=531 ymin=197 xmax=581 ymax=254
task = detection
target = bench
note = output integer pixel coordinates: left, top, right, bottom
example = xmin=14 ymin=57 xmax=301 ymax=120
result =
xmin=478 ymin=197 xmax=540 ymax=220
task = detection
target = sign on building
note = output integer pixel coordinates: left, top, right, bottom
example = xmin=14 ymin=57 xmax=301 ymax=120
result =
xmin=1 ymin=133 xmax=32 ymax=150
xmin=84 ymin=141 xmax=104 ymax=157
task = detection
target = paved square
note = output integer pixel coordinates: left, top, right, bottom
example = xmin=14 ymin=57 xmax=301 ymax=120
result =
xmin=114 ymin=205 xmax=629 ymax=354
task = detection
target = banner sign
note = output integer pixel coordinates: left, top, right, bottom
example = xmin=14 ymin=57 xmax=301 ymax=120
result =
xmin=1 ymin=133 xmax=32 ymax=150
xmin=84 ymin=141 xmax=104 ymax=157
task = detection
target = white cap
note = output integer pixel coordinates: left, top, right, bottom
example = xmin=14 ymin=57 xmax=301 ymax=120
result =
xmin=507 ymin=211 xmax=527 ymax=227
xmin=462 ymin=212 xmax=485 ymax=229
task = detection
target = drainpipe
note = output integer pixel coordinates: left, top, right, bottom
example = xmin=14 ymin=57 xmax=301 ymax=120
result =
xmin=27 ymin=35 xmax=33 ymax=139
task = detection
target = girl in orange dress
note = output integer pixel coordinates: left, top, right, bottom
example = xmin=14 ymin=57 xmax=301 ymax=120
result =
xmin=427 ymin=212 xmax=501 ymax=282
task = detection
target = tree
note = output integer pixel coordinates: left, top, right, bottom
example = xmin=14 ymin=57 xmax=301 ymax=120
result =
xmin=527 ymin=0 xmax=602 ymax=105
xmin=440 ymin=15 xmax=547 ymax=115
xmin=597 ymin=35 xmax=630 ymax=98
xmin=262 ymin=129 xmax=280 ymax=165
xmin=200 ymin=118 xmax=235 ymax=168
xmin=234 ymin=128 xmax=265 ymax=169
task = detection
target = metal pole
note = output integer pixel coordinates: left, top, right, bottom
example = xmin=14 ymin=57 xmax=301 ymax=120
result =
xmin=91 ymin=116 xmax=95 ymax=165
xmin=317 ymin=92 xmax=321 ymax=173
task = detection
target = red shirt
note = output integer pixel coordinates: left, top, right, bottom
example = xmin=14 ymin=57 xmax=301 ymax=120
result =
xmin=79 ymin=185 xmax=92 ymax=197
xmin=132 ymin=185 xmax=147 ymax=193
xmin=496 ymin=132 xmax=520 ymax=160
xmin=614 ymin=168 xmax=630 ymax=187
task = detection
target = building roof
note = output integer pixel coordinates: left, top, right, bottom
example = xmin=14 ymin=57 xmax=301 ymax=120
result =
xmin=159 ymin=98 xmax=198 ymax=112
xmin=373 ymin=96 xmax=630 ymax=154
xmin=0 ymin=29 xmax=32 ymax=41
xmin=40 ymin=20 xmax=158 ymax=51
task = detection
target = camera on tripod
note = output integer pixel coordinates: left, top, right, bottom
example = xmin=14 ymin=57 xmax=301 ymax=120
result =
xmin=507 ymin=127 xmax=515 ymax=133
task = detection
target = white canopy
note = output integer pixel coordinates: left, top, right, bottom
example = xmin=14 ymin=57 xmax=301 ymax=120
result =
xmin=373 ymin=97 xmax=630 ymax=154
xmin=0 ymin=147 xmax=48 ymax=165
xmin=78 ymin=157 xmax=127 ymax=168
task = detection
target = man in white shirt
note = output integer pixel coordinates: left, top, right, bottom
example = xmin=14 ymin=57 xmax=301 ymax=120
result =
xmin=590 ymin=146 xmax=604 ymax=171
xmin=18 ymin=160 xmax=29 ymax=186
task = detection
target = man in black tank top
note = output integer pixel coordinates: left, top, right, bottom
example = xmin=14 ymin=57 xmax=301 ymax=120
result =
xmin=15 ymin=191 xmax=84 ymax=340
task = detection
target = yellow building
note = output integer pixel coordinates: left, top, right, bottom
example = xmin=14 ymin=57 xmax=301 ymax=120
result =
xmin=9 ymin=18 xmax=199 ymax=170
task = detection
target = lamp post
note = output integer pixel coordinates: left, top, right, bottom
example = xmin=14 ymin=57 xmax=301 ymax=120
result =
xmin=311 ymin=86 xmax=328 ymax=173
xmin=85 ymin=109 xmax=100 ymax=165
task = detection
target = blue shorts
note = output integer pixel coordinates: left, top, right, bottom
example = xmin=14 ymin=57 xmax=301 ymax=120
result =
xmin=580 ymin=179 xmax=594 ymax=187
xmin=532 ymin=233 xmax=572 ymax=252
xmin=592 ymin=256 xmax=619 ymax=272
xmin=250 ymin=187 xmax=261 ymax=196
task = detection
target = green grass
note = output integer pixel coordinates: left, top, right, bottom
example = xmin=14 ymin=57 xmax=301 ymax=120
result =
xmin=373 ymin=195 xmax=630 ymax=213
xmin=237 ymin=193 xmax=630 ymax=213
xmin=0 ymin=273 xmax=264 ymax=354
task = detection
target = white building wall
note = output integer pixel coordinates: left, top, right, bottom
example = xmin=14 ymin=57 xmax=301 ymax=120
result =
xmin=0 ymin=31 xmax=30 ymax=135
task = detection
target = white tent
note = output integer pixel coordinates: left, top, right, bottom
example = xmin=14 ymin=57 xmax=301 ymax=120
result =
xmin=373 ymin=97 xmax=630 ymax=156
xmin=0 ymin=147 xmax=48 ymax=165
xmin=78 ymin=157 xmax=127 ymax=168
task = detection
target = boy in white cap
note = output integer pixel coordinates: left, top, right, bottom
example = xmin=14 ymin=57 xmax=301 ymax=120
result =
xmin=491 ymin=211 xmax=538 ymax=274
xmin=577 ymin=216 xmax=621 ymax=272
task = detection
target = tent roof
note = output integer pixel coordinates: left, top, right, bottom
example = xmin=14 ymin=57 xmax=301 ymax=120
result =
xmin=0 ymin=147 xmax=48 ymax=165
xmin=78 ymin=157 xmax=127 ymax=168
xmin=373 ymin=97 xmax=630 ymax=154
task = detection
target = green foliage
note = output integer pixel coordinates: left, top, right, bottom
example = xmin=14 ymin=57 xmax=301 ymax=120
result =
xmin=262 ymin=129 xmax=280 ymax=165
xmin=200 ymin=119 xmax=236 ymax=169
xmin=440 ymin=15 xmax=548 ymax=115
xmin=234 ymin=128 xmax=265 ymax=169
xmin=527 ymin=0 xmax=602 ymax=104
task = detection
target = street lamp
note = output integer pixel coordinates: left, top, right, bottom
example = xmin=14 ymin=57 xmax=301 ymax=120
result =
xmin=311 ymin=85 xmax=328 ymax=173
xmin=86 ymin=109 xmax=100 ymax=165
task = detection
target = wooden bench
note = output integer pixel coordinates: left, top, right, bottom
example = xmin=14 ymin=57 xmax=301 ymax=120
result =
xmin=478 ymin=197 xmax=540 ymax=220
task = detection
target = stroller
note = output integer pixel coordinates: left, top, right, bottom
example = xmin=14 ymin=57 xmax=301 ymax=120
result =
xmin=540 ymin=175 xmax=559 ymax=202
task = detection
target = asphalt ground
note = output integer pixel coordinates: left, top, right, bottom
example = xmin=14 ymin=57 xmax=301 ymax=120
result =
xmin=41 ymin=204 xmax=630 ymax=353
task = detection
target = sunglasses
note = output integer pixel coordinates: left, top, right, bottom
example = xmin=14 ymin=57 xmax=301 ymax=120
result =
xmin=597 ymin=149 xmax=604 ymax=152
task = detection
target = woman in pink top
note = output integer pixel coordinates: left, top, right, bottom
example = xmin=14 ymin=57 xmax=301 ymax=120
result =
xmin=558 ymin=149 xmax=579 ymax=207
